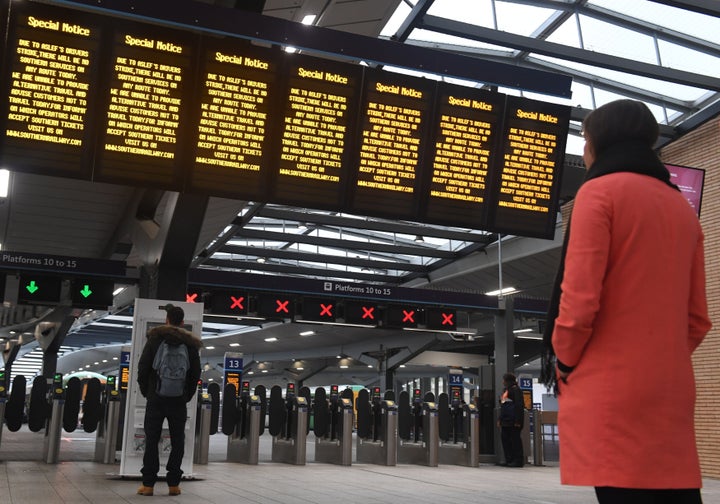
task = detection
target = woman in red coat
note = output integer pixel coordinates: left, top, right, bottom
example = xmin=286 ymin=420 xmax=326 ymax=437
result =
xmin=543 ymin=100 xmax=711 ymax=504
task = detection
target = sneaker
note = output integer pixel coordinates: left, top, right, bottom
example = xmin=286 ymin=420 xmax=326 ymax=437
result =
xmin=137 ymin=485 xmax=154 ymax=496
xmin=168 ymin=486 xmax=181 ymax=496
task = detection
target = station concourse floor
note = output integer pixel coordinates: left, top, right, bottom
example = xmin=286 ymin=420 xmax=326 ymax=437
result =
xmin=1 ymin=427 xmax=719 ymax=504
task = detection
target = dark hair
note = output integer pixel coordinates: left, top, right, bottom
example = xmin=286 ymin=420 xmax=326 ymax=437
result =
xmin=166 ymin=306 xmax=185 ymax=326
xmin=503 ymin=373 xmax=517 ymax=384
xmin=582 ymin=99 xmax=659 ymax=157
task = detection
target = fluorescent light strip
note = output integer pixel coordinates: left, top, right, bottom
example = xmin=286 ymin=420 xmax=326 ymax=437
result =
xmin=402 ymin=327 xmax=477 ymax=336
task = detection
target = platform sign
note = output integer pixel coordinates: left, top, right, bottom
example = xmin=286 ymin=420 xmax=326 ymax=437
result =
xmin=119 ymin=299 xmax=203 ymax=478
xmin=223 ymin=351 xmax=243 ymax=396
xmin=448 ymin=368 xmax=463 ymax=396
xmin=518 ymin=373 xmax=533 ymax=410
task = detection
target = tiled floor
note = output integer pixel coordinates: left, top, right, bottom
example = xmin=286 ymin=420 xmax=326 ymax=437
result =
xmin=0 ymin=426 xmax=719 ymax=503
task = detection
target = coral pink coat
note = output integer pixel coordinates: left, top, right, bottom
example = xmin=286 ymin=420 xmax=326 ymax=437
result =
xmin=553 ymin=172 xmax=711 ymax=488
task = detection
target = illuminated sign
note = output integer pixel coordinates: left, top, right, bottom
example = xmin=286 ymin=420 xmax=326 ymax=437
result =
xmin=119 ymin=350 xmax=130 ymax=391
xmin=17 ymin=274 xmax=62 ymax=304
xmin=257 ymin=294 xmax=294 ymax=319
xmin=300 ymin=296 xmax=336 ymax=322
xmin=273 ymin=53 xmax=361 ymax=209
xmin=0 ymin=2 xmax=99 ymax=179
xmin=190 ymin=40 xmax=277 ymax=199
xmin=425 ymin=307 xmax=457 ymax=331
xmin=385 ymin=304 xmax=421 ymax=328
xmin=93 ymin=22 xmax=193 ymax=189
xmin=343 ymin=301 xmax=379 ymax=326
xmin=422 ymin=83 xmax=503 ymax=228
xmin=489 ymin=95 xmax=570 ymax=238
xmin=351 ymin=69 xmax=435 ymax=219
xmin=209 ymin=289 xmax=249 ymax=315
xmin=70 ymin=277 xmax=115 ymax=309
xmin=223 ymin=352 xmax=243 ymax=396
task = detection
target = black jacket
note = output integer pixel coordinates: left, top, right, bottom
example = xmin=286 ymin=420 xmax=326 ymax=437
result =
xmin=137 ymin=324 xmax=203 ymax=402
xmin=500 ymin=383 xmax=525 ymax=428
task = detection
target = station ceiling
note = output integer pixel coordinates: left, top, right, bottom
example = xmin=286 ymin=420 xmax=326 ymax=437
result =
xmin=1 ymin=0 xmax=718 ymax=387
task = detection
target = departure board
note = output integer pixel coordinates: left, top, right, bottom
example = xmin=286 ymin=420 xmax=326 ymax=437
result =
xmin=272 ymin=53 xmax=362 ymax=209
xmin=188 ymin=40 xmax=278 ymax=199
xmin=351 ymin=69 xmax=435 ymax=219
xmin=0 ymin=2 xmax=99 ymax=179
xmin=489 ymin=95 xmax=570 ymax=238
xmin=0 ymin=0 xmax=572 ymax=240
xmin=93 ymin=22 xmax=195 ymax=189
xmin=421 ymin=83 xmax=504 ymax=228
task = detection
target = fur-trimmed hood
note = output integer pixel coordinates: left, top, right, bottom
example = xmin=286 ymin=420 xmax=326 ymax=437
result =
xmin=147 ymin=325 xmax=203 ymax=349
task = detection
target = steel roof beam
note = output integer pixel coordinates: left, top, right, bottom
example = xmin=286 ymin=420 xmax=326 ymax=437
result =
xmin=419 ymin=15 xmax=720 ymax=91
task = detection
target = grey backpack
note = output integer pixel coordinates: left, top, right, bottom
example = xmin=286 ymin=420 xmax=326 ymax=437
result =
xmin=152 ymin=341 xmax=189 ymax=397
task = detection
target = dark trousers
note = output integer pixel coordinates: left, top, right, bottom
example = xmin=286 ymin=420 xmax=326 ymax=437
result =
xmin=595 ymin=487 xmax=702 ymax=504
xmin=500 ymin=425 xmax=524 ymax=466
xmin=142 ymin=396 xmax=188 ymax=487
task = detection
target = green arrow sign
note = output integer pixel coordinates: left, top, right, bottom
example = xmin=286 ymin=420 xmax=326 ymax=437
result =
xmin=80 ymin=285 xmax=92 ymax=298
xmin=25 ymin=280 xmax=39 ymax=294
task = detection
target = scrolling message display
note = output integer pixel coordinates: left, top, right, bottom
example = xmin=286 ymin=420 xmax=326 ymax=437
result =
xmin=0 ymin=1 xmax=571 ymax=239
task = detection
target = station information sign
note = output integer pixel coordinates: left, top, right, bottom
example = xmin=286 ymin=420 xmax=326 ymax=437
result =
xmin=0 ymin=0 xmax=571 ymax=240
xmin=223 ymin=352 xmax=243 ymax=396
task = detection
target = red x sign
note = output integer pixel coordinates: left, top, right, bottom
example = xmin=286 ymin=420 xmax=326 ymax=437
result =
xmin=362 ymin=306 xmax=375 ymax=319
xmin=230 ymin=296 xmax=244 ymax=310
xmin=402 ymin=309 xmax=415 ymax=323
xmin=186 ymin=293 xmax=198 ymax=303
xmin=276 ymin=299 xmax=290 ymax=313
xmin=441 ymin=312 xmax=454 ymax=325
xmin=319 ymin=303 xmax=333 ymax=317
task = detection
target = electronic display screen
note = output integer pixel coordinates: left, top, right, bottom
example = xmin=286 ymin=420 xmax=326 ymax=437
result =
xmin=92 ymin=21 xmax=195 ymax=189
xmin=0 ymin=2 xmax=99 ymax=179
xmin=189 ymin=39 xmax=278 ymax=199
xmin=488 ymin=95 xmax=570 ymax=238
xmin=272 ymin=52 xmax=362 ymax=209
xmin=350 ymin=68 xmax=435 ymax=220
xmin=666 ymin=163 xmax=705 ymax=216
xmin=421 ymin=82 xmax=504 ymax=228
xmin=0 ymin=1 xmax=572 ymax=240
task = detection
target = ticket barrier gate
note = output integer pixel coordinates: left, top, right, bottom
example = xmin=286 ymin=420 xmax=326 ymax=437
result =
xmin=94 ymin=376 xmax=122 ymax=464
xmin=437 ymin=392 xmax=479 ymax=467
xmin=356 ymin=388 xmax=398 ymax=466
xmin=193 ymin=392 xmax=213 ymax=464
xmin=397 ymin=389 xmax=439 ymax=467
xmin=227 ymin=383 xmax=263 ymax=465
xmin=314 ymin=385 xmax=353 ymax=466
xmin=43 ymin=374 xmax=65 ymax=464
xmin=270 ymin=384 xmax=308 ymax=465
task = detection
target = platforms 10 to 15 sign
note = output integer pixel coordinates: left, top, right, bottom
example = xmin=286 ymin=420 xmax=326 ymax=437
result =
xmin=0 ymin=1 xmax=570 ymax=239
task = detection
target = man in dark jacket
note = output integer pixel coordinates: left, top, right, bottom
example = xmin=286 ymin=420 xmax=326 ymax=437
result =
xmin=498 ymin=372 xmax=525 ymax=467
xmin=136 ymin=305 xmax=202 ymax=496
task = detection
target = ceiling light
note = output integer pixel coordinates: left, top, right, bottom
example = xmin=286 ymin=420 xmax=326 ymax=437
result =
xmin=296 ymin=367 xmax=304 ymax=371
xmin=485 ymin=287 xmax=517 ymax=296
xmin=301 ymin=14 xmax=317 ymax=25
xmin=299 ymin=330 xmax=315 ymax=336
xmin=247 ymin=371 xmax=254 ymax=375
xmin=285 ymin=46 xmax=297 ymax=54
xmin=339 ymin=365 xmax=348 ymax=369
xmin=414 ymin=235 xmax=424 ymax=243
xmin=257 ymin=257 xmax=266 ymax=263
xmin=205 ymin=346 xmax=215 ymax=350
xmin=261 ymin=369 xmax=268 ymax=373
xmin=264 ymin=337 xmax=278 ymax=342
xmin=229 ymin=343 xmax=241 ymax=347
xmin=113 ymin=287 xmax=125 ymax=296
xmin=513 ymin=328 xmax=533 ymax=334
xmin=112 ymin=357 xmax=118 ymax=360
xmin=399 ymin=364 xmax=406 ymax=368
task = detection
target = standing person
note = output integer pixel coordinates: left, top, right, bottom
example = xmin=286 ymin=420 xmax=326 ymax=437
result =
xmin=498 ymin=373 xmax=524 ymax=467
xmin=541 ymin=99 xmax=711 ymax=503
xmin=136 ymin=305 xmax=202 ymax=496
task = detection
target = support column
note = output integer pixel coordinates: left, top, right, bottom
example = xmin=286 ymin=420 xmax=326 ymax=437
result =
xmin=493 ymin=296 xmax=514 ymax=403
